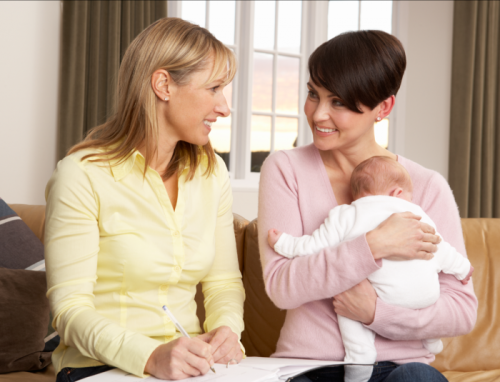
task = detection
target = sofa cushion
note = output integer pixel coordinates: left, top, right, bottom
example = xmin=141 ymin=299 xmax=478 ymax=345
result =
xmin=241 ymin=219 xmax=286 ymax=357
xmin=433 ymin=219 xmax=500 ymax=374
xmin=9 ymin=204 xmax=46 ymax=245
xmin=0 ymin=364 xmax=56 ymax=382
xmin=443 ymin=369 xmax=500 ymax=382
xmin=0 ymin=200 xmax=44 ymax=269
xmin=0 ymin=268 xmax=52 ymax=373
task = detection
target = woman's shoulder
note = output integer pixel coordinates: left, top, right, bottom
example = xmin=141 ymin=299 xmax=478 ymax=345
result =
xmin=398 ymin=156 xmax=448 ymax=187
xmin=53 ymin=148 xmax=114 ymax=186
xmin=57 ymin=148 xmax=100 ymax=170
xmin=397 ymin=156 xmax=453 ymax=208
xmin=261 ymin=144 xmax=320 ymax=176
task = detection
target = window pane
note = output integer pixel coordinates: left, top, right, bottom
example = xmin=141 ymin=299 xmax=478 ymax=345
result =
xmin=209 ymin=1 xmax=235 ymax=45
xmin=276 ymin=55 xmax=299 ymax=114
xmin=328 ymin=1 xmax=359 ymax=39
xmin=211 ymin=115 xmax=231 ymax=169
xmin=254 ymin=0 xmax=276 ymax=50
xmin=375 ymin=118 xmax=389 ymax=149
xmin=360 ymin=1 xmax=392 ymax=34
xmin=277 ymin=1 xmax=302 ymax=54
xmin=251 ymin=115 xmax=271 ymax=172
xmin=252 ymin=53 xmax=273 ymax=112
xmin=181 ymin=1 xmax=206 ymax=27
xmin=275 ymin=117 xmax=298 ymax=151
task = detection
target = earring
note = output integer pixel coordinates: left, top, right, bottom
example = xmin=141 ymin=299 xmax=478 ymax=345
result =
xmin=376 ymin=117 xmax=381 ymax=121
xmin=164 ymin=97 xmax=168 ymax=101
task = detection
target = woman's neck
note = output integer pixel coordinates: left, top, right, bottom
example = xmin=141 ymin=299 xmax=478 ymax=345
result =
xmin=319 ymin=139 xmax=395 ymax=176
xmin=138 ymin=126 xmax=179 ymax=174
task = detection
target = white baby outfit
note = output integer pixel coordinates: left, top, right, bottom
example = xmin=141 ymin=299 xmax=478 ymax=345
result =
xmin=274 ymin=195 xmax=472 ymax=382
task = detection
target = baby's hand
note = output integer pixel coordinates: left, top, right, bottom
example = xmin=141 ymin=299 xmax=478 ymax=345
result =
xmin=268 ymin=229 xmax=283 ymax=249
xmin=461 ymin=265 xmax=474 ymax=285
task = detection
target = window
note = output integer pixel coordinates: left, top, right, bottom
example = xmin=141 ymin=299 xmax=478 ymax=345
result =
xmin=180 ymin=1 xmax=236 ymax=170
xmin=170 ymin=1 xmax=394 ymax=187
xmin=250 ymin=1 xmax=302 ymax=173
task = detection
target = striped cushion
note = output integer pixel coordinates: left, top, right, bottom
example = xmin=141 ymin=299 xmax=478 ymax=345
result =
xmin=0 ymin=199 xmax=44 ymax=269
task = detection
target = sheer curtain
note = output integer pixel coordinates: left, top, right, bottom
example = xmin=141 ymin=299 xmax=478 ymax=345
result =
xmin=57 ymin=1 xmax=167 ymax=160
xmin=449 ymin=0 xmax=500 ymax=218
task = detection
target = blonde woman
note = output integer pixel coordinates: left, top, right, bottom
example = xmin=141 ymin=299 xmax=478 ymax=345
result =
xmin=45 ymin=18 xmax=244 ymax=382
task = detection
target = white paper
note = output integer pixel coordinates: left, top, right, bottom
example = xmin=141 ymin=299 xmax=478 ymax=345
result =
xmin=83 ymin=357 xmax=368 ymax=382
xmin=240 ymin=357 xmax=347 ymax=371
xmin=83 ymin=364 xmax=275 ymax=382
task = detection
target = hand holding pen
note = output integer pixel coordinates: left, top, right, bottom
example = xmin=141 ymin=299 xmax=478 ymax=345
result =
xmin=162 ymin=305 xmax=216 ymax=374
xmin=143 ymin=306 xmax=215 ymax=379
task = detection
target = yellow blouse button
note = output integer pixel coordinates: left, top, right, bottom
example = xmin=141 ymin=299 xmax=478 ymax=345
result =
xmin=160 ymin=285 xmax=168 ymax=292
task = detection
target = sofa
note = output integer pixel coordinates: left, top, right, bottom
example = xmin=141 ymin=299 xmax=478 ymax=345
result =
xmin=2 ymin=204 xmax=500 ymax=382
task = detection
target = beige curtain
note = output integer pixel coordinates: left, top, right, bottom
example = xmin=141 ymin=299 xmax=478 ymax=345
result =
xmin=57 ymin=1 xmax=167 ymax=160
xmin=449 ymin=1 xmax=500 ymax=218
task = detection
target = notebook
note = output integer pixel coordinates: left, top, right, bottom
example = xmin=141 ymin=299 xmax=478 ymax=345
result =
xmin=82 ymin=357 xmax=372 ymax=382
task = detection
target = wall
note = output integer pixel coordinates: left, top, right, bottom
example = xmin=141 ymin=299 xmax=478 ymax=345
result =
xmin=0 ymin=1 xmax=454 ymax=222
xmin=0 ymin=1 xmax=61 ymax=205
xmin=396 ymin=0 xmax=454 ymax=179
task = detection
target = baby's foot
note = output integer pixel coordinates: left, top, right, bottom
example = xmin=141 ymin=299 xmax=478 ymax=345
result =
xmin=267 ymin=229 xmax=282 ymax=248
xmin=461 ymin=265 xmax=474 ymax=285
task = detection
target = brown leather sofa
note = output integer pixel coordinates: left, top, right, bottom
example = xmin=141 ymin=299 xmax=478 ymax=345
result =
xmin=2 ymin=205 xmax=499 ymax=382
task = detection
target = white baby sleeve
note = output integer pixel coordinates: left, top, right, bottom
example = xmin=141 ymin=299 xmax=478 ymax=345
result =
xmin=434 ymin=239 xmax=472 ymax=280
xmin=274 ymin=204 xmax=355 ymax=258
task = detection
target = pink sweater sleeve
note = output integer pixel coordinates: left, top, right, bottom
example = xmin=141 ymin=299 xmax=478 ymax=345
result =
xmin=258 ymin=152 xmax=381 ymax=310
xmin=366 ymin=172 xmax=478 ymax=340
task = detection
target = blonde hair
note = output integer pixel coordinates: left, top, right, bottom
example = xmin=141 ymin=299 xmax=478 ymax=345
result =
xmin=351 ymin=156 xmax=413 ymax=200
xmin=68 ymin=17 xmax=237 ymax=181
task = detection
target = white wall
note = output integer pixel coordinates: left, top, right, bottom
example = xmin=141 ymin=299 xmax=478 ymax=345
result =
xmin=0 ymin=1 xmax=454 ymax=221
xmin=395 ymin=0 xmax=454 ymax=180
xmin=0 ymin=1 xmax=61 ymax=205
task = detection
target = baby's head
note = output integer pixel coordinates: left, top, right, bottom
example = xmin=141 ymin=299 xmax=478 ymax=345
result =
xmin=351 ymin=156 xmax=413 ymax=202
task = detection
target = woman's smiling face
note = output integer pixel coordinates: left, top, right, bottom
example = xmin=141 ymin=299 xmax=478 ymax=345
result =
xmin=304 ymin=80 xmax=381 ymax=152
xmin=164 ymin=59 xmax=230 ymax=147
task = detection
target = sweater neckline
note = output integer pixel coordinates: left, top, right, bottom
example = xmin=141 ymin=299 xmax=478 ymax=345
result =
xmin=308 ymin=144 xmax=403 ymax=208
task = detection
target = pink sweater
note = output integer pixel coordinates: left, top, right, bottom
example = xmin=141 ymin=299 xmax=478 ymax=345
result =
xmin=258 ymin=144 xmax=478 ymax=364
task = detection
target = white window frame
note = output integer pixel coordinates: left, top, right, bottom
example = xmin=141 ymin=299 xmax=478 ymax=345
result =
xmin=168 ymin=0 xmax=401 ymax=190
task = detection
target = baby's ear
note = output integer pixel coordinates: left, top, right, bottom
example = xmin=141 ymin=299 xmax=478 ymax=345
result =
xmin=389 ymin=187 xmax=404 ymax=197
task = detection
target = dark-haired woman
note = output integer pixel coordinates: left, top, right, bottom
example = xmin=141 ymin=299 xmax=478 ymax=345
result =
xmin=258 ymin=30 xmax=477 ymax=382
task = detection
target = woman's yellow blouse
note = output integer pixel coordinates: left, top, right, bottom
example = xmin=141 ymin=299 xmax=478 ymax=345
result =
xmin=45 ymin=149 xmax=245 ymax=377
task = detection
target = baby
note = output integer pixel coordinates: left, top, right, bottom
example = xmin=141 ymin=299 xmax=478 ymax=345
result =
xmin=267 ymin=156 xmax=474 ymax=382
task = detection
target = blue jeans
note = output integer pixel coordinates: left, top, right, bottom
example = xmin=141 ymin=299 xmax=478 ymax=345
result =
xmin=291 ymin=362 xmax=448 ymax=382
xmin=56 ymin=365 xmax=114 ymax=382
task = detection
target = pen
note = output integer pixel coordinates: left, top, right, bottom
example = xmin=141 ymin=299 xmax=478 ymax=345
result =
xmin=162 ymin=305 xmax=216 ymax=374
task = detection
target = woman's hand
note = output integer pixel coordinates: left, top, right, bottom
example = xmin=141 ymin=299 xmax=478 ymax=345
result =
xmin=197 ymin=326 xmax=243 ymax=364
xmin=366 ymin=211 xmax=441 ymax=261
xmin=144 ymin=337 xmax=214 ymax=380
xmin=333 ymin=279 xmax=378 ymax=324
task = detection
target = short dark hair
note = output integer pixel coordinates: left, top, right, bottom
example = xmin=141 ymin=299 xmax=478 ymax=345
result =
xmin=308 ymin=30 xmax=406 ymax=113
